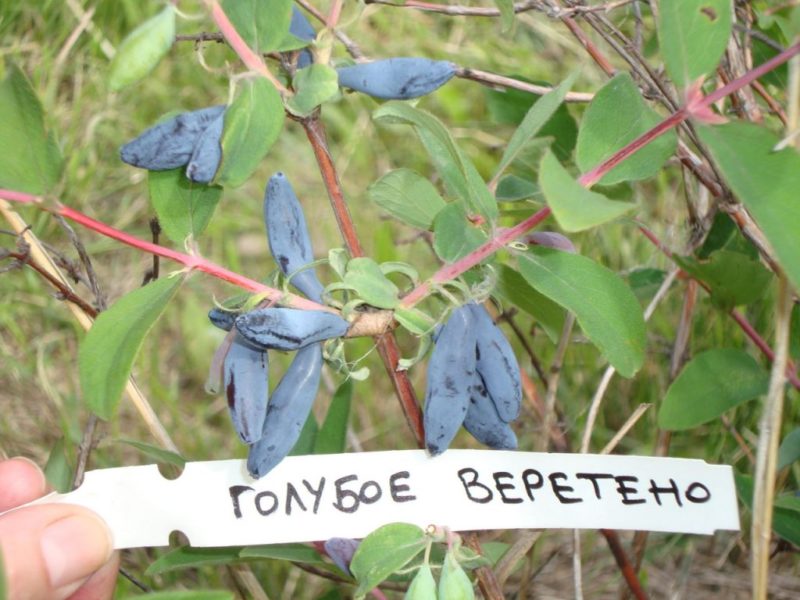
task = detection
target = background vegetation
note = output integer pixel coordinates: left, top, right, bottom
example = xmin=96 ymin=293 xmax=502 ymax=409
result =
xmin=1 ymin=0 xmax=799 ymax=598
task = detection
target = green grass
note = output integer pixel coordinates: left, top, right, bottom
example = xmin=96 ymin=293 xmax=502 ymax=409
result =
xmin=1 ymin=1 xmax=798 ymax=598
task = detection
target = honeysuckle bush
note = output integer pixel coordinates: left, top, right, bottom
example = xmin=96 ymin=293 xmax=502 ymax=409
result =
xmin=1 ymin=0 xmax=800 ymax=598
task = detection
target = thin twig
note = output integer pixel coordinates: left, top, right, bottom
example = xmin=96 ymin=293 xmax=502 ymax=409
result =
xmin=752 ymin=276 xmax=793 ymax=598
xmin=539 ymin=313 xmax=574 ymax=452
xmin=456 ymin=67 xmax=594 ymax=102
xmin=600 ymin=404 xmax=652 ymax=455
xmin=295 ymin=0 xmax=364 ymax=59
xmin=71 ymin=414 xmax=98 ymax=489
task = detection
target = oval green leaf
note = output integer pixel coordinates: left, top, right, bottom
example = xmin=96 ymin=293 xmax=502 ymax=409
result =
xmin=374 ymin=102 xmax=498 ymax=222
xmin=539 ymin=148 xmax=634 ymax=231
xmin=657 ymin=0 xmax=732 ymax=87
xmin=673 ymin=250 xmax=772 ymax=310
xmin=368 ymin=168 xmax=446 ymax=230
xmin=286 ymin=64 xmax=339 ymax=117
xmin=518 ymin=247 xmax=646 ymax=377
xmin=658 ymin=349 xmax=769 ymax=430
xmin=493 ymin=70 xmax=578 ymax=180
xmin=433 ymin=203 xmax=488 ymax=263
xmin=698 ymin=122 xmax=800 ymax=294
xmin=314 ymin=380 xmax=352 ymax=455
xmin=350 ymin=523 xmax=426 ymax=598
xmin=220 ymin=0 xmax=293 ymax=53
xmin=575 ymin=73 xmax=677 ymax=185
xmin=79 ymin=275 xmax=184 ymax=419
xmin=778 ymin=428 xmax=800 ymax=471
xmin=0 ymin=64 xmax=62 ymax=195
xmin=109 ymin=5 xmax=175 ymax=91
xmin=149 ymin=168 xmax=222 ymax=243
xmin=217 ymin=78 xmax=284 ymax=188
xmin=344 ymin=257 xmax=400 ymax=309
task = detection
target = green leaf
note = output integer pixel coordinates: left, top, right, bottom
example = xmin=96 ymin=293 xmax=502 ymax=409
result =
xmin=148 ymin=169 xmax=222 ymax=243
xmin=145 ymin=547 xmax=243 ymax=576
xmin=485 ymin=79 xmax=578 ymax=163
xmin=518 ymin=248 xmax=646 ymax=377
xmin=698 ymin=123 xmax=800 ymax=293
xmin=314 ymin=380 xmax=352 ymax=455
xmin=492 ymin=264 xmax=565 ymax=342
xmin=657 ymin=0 xmax=732 ymax=86
xmin=778 ymin=428 xmax=800 ymax=470
xmin=121 ymin=591 xmax=233 ymax=600
xmin=539 ymin=149 xmax=634 ymax=232
xmin=495 ymin=175 xmax=539 ymax=202
xmin=658 ymin=349 xmax=769 ymax=430
xmin=220 ymin=0 xmax=293 ymax=53
xmin=774 ymin=494 xmax=800 ymax=514
xmin=217 ymin=77 xmax=284 ymax=188
xmin=344 ymin=257 xmax=400 ymax=309
xmin=373 ymin=102 xmax=498 ymax=221
xmin=493 ymin=0 xmax=515 ymax=31
xmin=109 ymin=5 xmax=175 ymax=91
xmin=575 ymin=73 xmax=677 ymax=185
xmin=44 ymin=438 xmax=72 ymax=493
xmin=627 ymin=267 xmax=667 ymax=301
xmin=493 ymin=71 xmax=578 ymax=180
xmin=350 ymin=523 xmax=426 ymax=598
xmin=118 ymin=439 xmax=186 ymax=468
xmin=674 ymin=250 xmax=772 ymax=310
xmin=239 ymin=543 xmax=327 ymax=565
xmin=79 ymin=275 xmax=183 ymax=419
xmin=367 ymin=168 xmax=446 ymax=230
xmin=395 ymin=307 xmax=436 ymax=336
xmin=287 ymin=65 xmax=339 ymax=117
xmin=0 ymin=64 xmax=62 ymax=194
xmin=288 ymin=411 xmax=318 ymax=456
xmin=736 ymin=474 xmax=800 ymax=547
xmin=432 ymin=203 xmax=488 ymax=263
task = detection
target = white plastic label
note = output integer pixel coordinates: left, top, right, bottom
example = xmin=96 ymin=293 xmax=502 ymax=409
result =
xmin=12 ymin=450 xmax=739 ymax=548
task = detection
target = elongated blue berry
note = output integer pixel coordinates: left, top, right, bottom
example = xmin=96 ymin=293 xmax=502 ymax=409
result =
xmin=337 ymin=58 xmax=456 ymax=100
xmin=120 ymin=105 xmax=225 ymax=170
xmin=289 ymin=7 xmax=315 ymax=69
xmin=463 ymin=374 xmax=517 ymax=450
xmin=468 ymin=303 xmax=521 ymax=422
xmin=323 ymin=538 xmax=359 ymax=576
xmin=235 ymin=307 xmax=349 ymax=351
xmin=224 ymin=337 xmax=269 ymax=444
xmin=247 ymin=343 xmax=323 ymax=478
xmin=264 ymin=172 xmax=325 ymax=302
xmin=424 ymin=305 xmax=477 ymax=456
xmin=186 ymin=109 xmax=224 ymax=183
xmin=208 ymin=307 xmax=236 ymax=331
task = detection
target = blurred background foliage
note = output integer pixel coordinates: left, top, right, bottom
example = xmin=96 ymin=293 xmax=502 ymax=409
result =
xmin=1 ymin=0 xmax=798 ymax=598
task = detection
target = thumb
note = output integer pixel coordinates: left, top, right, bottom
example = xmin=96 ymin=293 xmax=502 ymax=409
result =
xmin=0 ymin=503 xmax=114 ymax=600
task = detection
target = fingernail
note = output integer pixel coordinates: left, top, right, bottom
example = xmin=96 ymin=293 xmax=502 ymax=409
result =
xmin=41 ymin=513 xmax=113 ymax=589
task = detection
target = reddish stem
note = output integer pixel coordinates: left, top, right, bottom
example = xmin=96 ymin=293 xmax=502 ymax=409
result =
xmin=400 ymin=207 xmax=552 ymax=307
xmin=601 ymin=529 xmax=648 ymax=600
xmin=207 ymin=0 xmax=288 ymax=94
xmin=0 ymin=190 xmax=328 ymax=312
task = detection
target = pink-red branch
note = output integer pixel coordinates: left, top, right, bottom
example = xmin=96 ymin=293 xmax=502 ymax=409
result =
xmin=206 ymin=0 xmax=288 ymax=95
xmin=0 ymin=189 xmax=328 ymax=313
